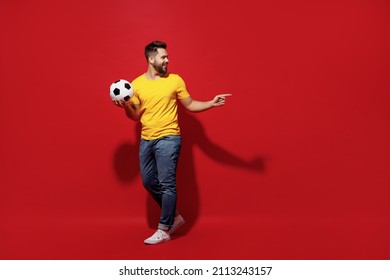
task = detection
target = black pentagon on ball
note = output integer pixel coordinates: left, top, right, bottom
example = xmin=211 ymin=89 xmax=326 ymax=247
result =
xmin=113 ymin=88 xmax=120 ymax=96
xmin=124 ymin=83 xmax=131 ymax=90
xmin=124 ymin=95 xmax=130 ymax=101
xmin=114 ymin=80 xmax=120 ymax=83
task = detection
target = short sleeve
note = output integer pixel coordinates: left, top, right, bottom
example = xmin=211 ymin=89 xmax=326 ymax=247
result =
xmin=130 ymin=79 xmax=141 ymax=105
xmin=130 ymin=92 xmax=140 ymax=105
xmin=176 ymin=75 xmax=190 ymax=100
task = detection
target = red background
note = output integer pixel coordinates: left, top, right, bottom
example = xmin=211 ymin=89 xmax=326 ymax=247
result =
xmin=1 ymin=0 xmax=389 ymax=259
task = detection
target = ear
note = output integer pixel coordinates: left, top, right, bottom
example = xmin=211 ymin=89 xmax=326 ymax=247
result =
xmin=148 ymin=55 xmax=154 ymax=65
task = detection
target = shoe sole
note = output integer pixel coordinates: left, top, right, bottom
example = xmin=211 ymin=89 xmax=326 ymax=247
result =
xmin=144 ymin=237 xmax=171 ymax=245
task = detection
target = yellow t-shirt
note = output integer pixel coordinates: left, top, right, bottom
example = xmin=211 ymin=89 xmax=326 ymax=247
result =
xmin=131 ymin=73 xmax=190 ymax=140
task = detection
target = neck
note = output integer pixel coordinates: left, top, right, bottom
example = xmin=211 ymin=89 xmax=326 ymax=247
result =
xmin=145 ymin=67 xmax=166 ymax=80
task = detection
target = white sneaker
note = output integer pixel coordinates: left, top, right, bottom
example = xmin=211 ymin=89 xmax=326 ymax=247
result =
xmin=144 ymin=229 xmax=170 ymax=245
xmin=169 ymin=215 xmax=185 ymax=235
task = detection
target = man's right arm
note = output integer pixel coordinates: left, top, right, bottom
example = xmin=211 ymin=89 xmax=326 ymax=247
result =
xmin=123 ymin=101 xmax=142 ymax=121
xmin=112 ymin=100 xmax=142 ymax=121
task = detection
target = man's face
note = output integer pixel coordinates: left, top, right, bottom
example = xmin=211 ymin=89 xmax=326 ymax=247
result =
xmin=151 ymin=48 xmax=169 ymax=75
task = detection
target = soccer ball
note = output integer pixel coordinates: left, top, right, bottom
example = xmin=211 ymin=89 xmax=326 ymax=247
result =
xmin=109 ymin=79 xmax=134 ymax=101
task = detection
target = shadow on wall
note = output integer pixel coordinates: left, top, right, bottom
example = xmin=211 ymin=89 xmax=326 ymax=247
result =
xmin=113 ymin=106 xmax=266 ymax=235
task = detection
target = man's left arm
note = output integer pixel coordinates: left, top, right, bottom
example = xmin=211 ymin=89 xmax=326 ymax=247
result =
xmin=180 ymin=94 xmax=232 ymax=112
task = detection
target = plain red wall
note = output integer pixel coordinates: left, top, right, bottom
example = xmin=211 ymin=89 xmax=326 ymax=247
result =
xmin=1 ymin=0 xmax=389 ymax=259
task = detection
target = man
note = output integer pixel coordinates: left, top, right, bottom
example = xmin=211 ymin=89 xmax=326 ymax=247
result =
xmin=112 ymin=41 xmax=231 ymax=244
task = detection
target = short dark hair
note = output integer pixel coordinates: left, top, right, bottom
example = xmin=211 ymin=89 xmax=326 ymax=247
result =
xmin=144 ymin=41 xmax=167 ymax=62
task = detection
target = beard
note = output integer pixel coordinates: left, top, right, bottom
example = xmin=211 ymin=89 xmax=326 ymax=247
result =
xmin=153 ymin=62 xmax=168 ymax=75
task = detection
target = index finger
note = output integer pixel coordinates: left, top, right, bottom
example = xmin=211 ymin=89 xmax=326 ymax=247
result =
xmin=219 ymin=94 xmax=232 ymax=97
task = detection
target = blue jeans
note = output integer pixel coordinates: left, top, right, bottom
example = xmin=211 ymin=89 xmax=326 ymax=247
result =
xmin=139 ymin=135 xmax=182 ymax=231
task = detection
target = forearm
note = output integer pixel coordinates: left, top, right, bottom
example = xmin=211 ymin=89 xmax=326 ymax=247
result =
xmin=180 ymin=94 xmax=231 ymax=112
xmin=123 ymin=102 xmax=141 ymax=121
xmin=184 ymin=100 xmax=214 ymax=112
